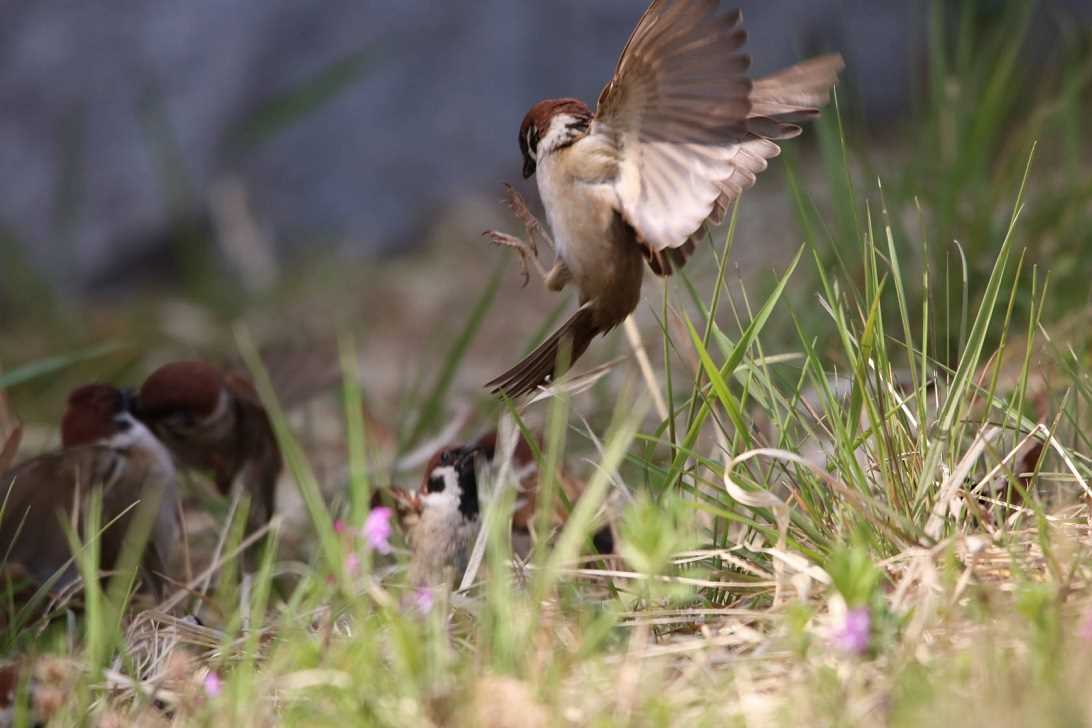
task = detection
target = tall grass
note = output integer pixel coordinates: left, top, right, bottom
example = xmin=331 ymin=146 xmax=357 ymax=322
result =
xmin=3 ymin=9 xmax=1092 ymax=725
xmin=6 ymin=134 xmax=1090 ymax=723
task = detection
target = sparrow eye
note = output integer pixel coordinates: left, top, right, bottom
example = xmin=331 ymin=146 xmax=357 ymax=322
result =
xmin=166 ymin=411 xmax=196 ymax=431
xmin=426 ymin=474 xmax=445 ymax=494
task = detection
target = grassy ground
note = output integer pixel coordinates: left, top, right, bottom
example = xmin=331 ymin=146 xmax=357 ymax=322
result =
xmin=3 ymin=5 xmax=1092 ymax=726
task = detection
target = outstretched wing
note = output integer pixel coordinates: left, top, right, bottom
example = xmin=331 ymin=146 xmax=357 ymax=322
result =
xmin=594 ymin=0 xmax=842 ymax=273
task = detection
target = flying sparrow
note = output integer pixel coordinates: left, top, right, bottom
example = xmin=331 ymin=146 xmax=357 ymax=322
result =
xmin=395 ymin=431 xmax=614 ymax=588
xmin=134 ymin=361 xmax=282 ymax=541
xmin=0 ymin=384 xmax=179 ymax=598
xmin=485 ymin=1 xmax=843 ymax=397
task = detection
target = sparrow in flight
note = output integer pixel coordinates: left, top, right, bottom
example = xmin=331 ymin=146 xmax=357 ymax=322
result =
xmin=485 ymin=1 xmax=843 ymax=397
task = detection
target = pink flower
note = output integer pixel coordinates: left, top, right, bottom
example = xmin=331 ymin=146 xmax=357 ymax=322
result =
xmin=334 ymin=519 xmax=347 ymax=535
xmin=363 ymin=507 xmax=393 ymax=555
xmin=1079 ymin=610 xmax=1092 ymax=642
xmin=414 ymin=587 xmax=434 ymax=615
xmin=345 ymin=552 xmax=361 ymax=576
xmin=203 ymin=671 xmax=222 ymax=698
xmin=833 ymin=607 xmax=871 ymax=655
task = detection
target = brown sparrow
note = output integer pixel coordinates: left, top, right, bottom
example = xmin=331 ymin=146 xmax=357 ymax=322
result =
xmin=486 ymin=1 xmax=843 ymax=397
xmin=0 ymin=384 xmax=179 ymax=597
xmin=395 ymin=444 xmax=485 ymax=589
xmin=395 ymin=431 xmax=614 ymax=588
xmin=134 ymin=361 xmax=282 ymax=539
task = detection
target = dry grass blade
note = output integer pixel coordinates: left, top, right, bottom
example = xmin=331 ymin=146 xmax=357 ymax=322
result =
xmin=0 ymin=424 xmax=22 ymax=474
xmin=458 ymin=413 xmax=520 ymax=592
xmin=623 ymin=317 xmax=668 ymax=420
xmin=274 ymin=669 xmax=352 ymax=692
xmin=544 ymin=565 xmax=775 ymax=590
xmin=925 ymin=425 xmax=1003 ymax=539
xmin=525 ymin=357 xmax=624 ymax=406
xmin=127 ymin=611 xmax=226 ymax=655
xmin=968 ymin=426 xmax=1045 ymax=496
xmin=159 ymin=516 xmax=281 ymax=614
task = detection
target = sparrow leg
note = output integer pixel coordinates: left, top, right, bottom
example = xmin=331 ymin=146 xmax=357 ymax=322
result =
xmin=503 ymin=183 xmax=556 ymax=255
xmin=482 ymin=230 xmax=547 ymax=288
xmin=544 ymin=260 xmax=572 ymax=292
xmin=485 ymin=184 xmax=563 ymax=289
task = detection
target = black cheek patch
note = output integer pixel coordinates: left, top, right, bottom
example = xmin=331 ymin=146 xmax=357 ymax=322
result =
xmin=456 ymin=458 xmax=479 ymax=520
xmin=427 ymin=474 xmax=445 ymax=494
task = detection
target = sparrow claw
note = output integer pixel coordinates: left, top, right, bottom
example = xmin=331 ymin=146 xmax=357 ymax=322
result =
xmin=502 ymin=184 xmax=543 ymax=256
xmin=483 ymin=229 xmax=535 ymax=287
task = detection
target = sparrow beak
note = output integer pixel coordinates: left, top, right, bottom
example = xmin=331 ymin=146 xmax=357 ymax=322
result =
xmin=522 ymin=157 xmax=536 ymax=179
xmin=119 ymin=387 xmax=138 ymax=415
xmin=391 ymin=487 xmax=422 ymax=515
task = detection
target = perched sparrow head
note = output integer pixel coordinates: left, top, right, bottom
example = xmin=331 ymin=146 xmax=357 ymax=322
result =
xmin=135 ymin=360 xmax=281 ymax=536
xmin=1 ymin=384 xmax=178 ymax=598
xmin=60 ymin=384 xmax=136 ymax=446
xmin=419 ymin=444 xmax=484 ymax=522
xmin=135 ymin=361 xmax=228 ymax=441
xmin=518 ymin=98 xmax=592 ymax=179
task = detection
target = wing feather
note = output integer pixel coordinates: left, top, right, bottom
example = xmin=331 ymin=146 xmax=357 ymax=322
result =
xmin=594 ymin=1 xmax=843 ymax=270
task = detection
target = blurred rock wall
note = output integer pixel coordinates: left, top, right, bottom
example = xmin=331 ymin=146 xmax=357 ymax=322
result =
xmin=0 ymin=1 xmax=1086 ymax=291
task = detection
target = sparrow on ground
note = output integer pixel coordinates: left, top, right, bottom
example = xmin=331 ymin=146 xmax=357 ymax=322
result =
xmin=0 ymin=384 xmax=179 ymax=598
xmin=472 ymin=430 xmax=614 ymax=557
xmin=395 ymin=443 xmax=485 ymax=589
xmin=394 ymin=431 xmax=614 ymax=588
xmin=134 ymin=361 xmax=282 ymax=540
xmin=485 ymin=1 xmax=843 ymax=397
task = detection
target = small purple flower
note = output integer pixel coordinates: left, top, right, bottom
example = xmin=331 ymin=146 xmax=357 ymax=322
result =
xmin=833 ymin=607 xmax=871 ymax=655
xmin=203 ymin=671 xmax=222 ymax=698
xmin=334 ymin=519 xmax=347 ymax=535
xmin=345 ymin=552 xmax=361 ymax=576
xmin=363 ymin=507 xmax=393 ymax=555
xmin=1079 ymin=610 xmax=1092 ymax=642
xmin=413 ymin=587 xmax=434 ymax=615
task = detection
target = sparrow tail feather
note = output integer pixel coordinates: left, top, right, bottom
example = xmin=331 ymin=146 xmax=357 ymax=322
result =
xmin=486 ymin=304 xmax=599 ymax=399
xmin=749 ymin=53 xmax=845 ymax=124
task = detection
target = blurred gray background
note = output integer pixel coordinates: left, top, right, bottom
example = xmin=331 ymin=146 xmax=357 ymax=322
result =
xmin=1 ymin=0 xmax=1089 ymax=293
